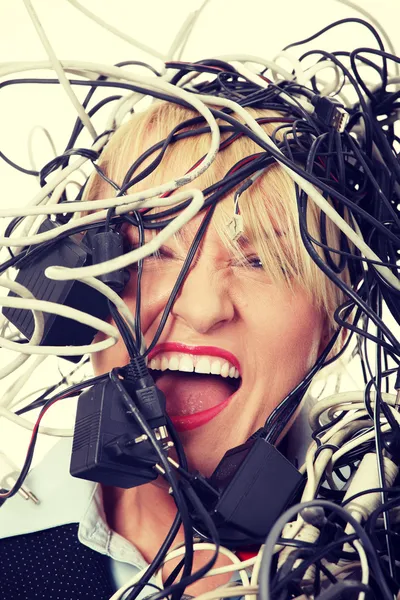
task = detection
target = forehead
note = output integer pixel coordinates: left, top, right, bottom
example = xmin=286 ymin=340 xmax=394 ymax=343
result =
xmin=121 ymin=208 xmax=281 ymax=260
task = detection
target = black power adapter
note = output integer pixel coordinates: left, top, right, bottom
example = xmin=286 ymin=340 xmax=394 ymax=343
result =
xmin=3 ymin=221 xmax=128 ymax=362
xmin=70 ymin=360 xmax=303 ymax=547
xmin=191 ymin=435 xmax=304 ymax=547
xmin=70 ymin=359 xmax=169 ymax=488
xmin=3 ymin=219 xmax=111 ymax=362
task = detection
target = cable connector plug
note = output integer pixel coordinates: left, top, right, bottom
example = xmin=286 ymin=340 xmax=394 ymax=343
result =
xmin=121 ymin=356 xmax=167 ymax=435
xmin=70 ymin=368 xmax=169 ymax=488
xmin=91 ymin=229 xmax=128 ymax=293
xmin=0 ymin=453 xmax=39 ymax=506
xmin=227 ymin=214 xmax=244 ymax=242
xmin=312 ymin=96 xmax=349 ymax=132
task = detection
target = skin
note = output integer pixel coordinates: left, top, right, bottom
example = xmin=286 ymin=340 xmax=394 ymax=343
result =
xmin=92 ymin=211 xmax=329 ymax=594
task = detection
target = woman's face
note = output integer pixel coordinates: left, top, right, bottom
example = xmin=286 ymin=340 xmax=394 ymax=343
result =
xmin=92 ymin=212 xmax=327 ymax=477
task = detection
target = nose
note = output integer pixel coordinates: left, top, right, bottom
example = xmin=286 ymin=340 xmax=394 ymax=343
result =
xmin=170 ymin=259 xmax=235 ymax=335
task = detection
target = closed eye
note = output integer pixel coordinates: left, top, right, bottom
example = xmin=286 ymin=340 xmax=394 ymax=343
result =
xmin=232 ymin=255 xmax=264 ymax=269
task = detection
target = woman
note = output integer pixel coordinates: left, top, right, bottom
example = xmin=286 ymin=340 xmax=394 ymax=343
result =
xmin=85 ymin=100 xmax=350 ymax=596
xmin=0 ymin=36 xmax=399 ymax=600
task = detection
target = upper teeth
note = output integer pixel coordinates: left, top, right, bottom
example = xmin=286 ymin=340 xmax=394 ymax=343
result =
xmin=148 ymin=353 xmax=240 ymax=379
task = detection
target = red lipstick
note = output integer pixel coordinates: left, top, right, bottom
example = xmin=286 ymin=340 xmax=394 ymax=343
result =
xmin=147 ymin=342 xmax=241 ymax=431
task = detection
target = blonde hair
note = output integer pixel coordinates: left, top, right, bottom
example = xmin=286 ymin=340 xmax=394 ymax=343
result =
xmin=84 ymin=101 xmax=352 ymax=345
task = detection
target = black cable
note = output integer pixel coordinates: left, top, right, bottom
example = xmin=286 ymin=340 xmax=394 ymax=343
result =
xmin=0 ymin=150 xmax=39 ymax=176
xmin=1 ymin=373 xmax=108 ymax=502
xmin=259 ymin=499 xmax=393 ymax=600
xmin=110 ymin=369 xmax=194 ymax=600
xmin=315 ymin=581 xmax=374 ymax=600
xmin=144 ymin=205 xmax=216 ymax=358
xmin=15 ymin=358 xmax=90 ymax=415
xmin=124 ymin=513 xmax=182 ymax=600
xmin=108 ymin=301 xmax=138 ymax=358
xmin=124 ymin=416 xmax=190 ymax=600
xmin=143 ymin=481 xmax=220 ymax=600
xmin=134 ymin=211 xmax=144 ymax=349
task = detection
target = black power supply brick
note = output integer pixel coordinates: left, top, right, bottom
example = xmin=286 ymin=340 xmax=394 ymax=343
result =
xmin=191 ymin=435 xmax=304 ymax=547
xmin=3 ymin=220 xmax=124 ymax=362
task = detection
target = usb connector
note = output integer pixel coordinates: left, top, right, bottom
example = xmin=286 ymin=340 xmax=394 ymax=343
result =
xmin=312 ymin=96 xmax=350 ymax=132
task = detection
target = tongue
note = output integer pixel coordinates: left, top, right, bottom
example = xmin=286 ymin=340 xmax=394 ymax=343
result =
xmin=155 ymin=372 xmax=235 ymax=416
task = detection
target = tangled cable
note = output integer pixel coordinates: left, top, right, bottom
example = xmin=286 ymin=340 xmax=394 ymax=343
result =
xmin=1 ymin=1 xmax=400 ymax=599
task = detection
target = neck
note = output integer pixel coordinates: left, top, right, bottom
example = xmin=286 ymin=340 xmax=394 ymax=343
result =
xmin=101 ymin=480 xmax=235 ymax=595
xmin=102 ymin=481 xmax=179 ymax=563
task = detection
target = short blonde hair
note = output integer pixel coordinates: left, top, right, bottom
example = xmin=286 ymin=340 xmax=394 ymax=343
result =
xmin=84 ymin=101 xmax=352 ymax=345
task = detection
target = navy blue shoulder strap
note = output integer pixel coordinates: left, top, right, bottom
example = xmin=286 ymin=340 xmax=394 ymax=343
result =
xmin=0 ymin=523 xmax=115 ymax=599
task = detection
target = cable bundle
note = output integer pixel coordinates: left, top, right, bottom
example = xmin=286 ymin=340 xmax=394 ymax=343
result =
xmin=1 ymin=1 xmax=400 ymax=599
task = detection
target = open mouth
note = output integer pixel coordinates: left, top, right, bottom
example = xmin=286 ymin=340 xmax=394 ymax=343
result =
xmin=148 ymin=348 xmax=242 ymax=432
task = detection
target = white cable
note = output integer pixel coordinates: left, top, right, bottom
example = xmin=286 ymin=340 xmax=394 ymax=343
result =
xmin=0 ymin=405 xmax=72 ymax=437
xmin=249 ymin=546 xmax=264 ymax=590
xmin=191 ymin=586 xmax=258 ymax=600
xmin=332 ymin=422 xmax=391 ymax=466
xmin=214 ymin=54 xmax=295 ymax=82
xmin=166 ymin=12 xmax=197 ymax=61
xmin=65 ymin=0 xmax=167 ymax=62
xmin=111 ymin=91 xmax=148 ymax=128
xmin=301 ymin=421 xmax=365 ymax=502
xmin=1 ymin=60 xmax=221 ymax=166
xmin=168 ymin=0 xmax=212 ymax=61
xmin=0 ymin=296 xmax=117 ymax=356
xmin=22 ymin=0 xmax=97 ymax=141
xmin=0 ymin=62 xmax=219 ymax=245
xmin=0 ymin=277 xmax=44 ymax=379
xmin=191 ymin=92 xmax=400 ymax=291
xmin=27 ymin=126 xmax=58 ymax=175
xmin=0 ymin=191 xmax=201 ymax=269
xmin=308 ymin=391 xmax=397 ymax=430
xmin=154 ymin=542 xmax=250 ymax=590
xmin=0 ymin=184 xmax=200 ymax=220
xmin=352 ymin=539 xmax=369 ymax=600
xmin=44 ymin=189 xmax=204 ymax=281
xmin=325 ymin=402 xmax=400 ymax=425
xmin=4 ymin=62 xmax=397 ymax=292
xmin=271 ymin=50 xmax=307 ymax=86
xmin=302 ymin=61 xmax=342 ymax=97
xmin=0 ymin=355 xmax=46 ymax=409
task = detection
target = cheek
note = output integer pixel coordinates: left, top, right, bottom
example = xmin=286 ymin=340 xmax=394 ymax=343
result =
xmin=121 ymin=265 xmax=179 ymax=334
xmin=244 ymin=286 xmax=324 ymax=378
xmin=92 ymin=266 xmax=180 ymax=374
